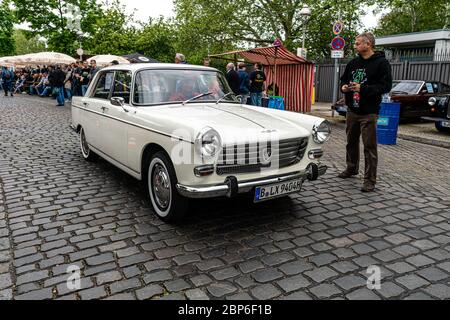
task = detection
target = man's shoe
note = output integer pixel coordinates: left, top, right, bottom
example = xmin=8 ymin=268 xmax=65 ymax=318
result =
xmin=338 ymin=171 xmax=358 ymax=179
xmin=361 ymin=184 xmax=376 ymax=193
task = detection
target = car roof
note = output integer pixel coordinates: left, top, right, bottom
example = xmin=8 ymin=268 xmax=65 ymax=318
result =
xmin=100 ymin=63 xmax=218 ymax=73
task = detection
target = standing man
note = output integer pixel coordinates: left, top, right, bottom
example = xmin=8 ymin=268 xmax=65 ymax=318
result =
xmin=1 ymin=67 xmax=14 ymax=97
xmin=237 ymin=62 xmax=250 ymax=104
xmin=53 ymin=66 xmax=66 ymax=106
xmin=80 ymin=61 xmax=91 ymax=96
xmin=225 ymin=63 xmax=240 ymax=95
xmin=88 ymin=60 xmax=99 ymax=86
xmin=339 ymin=32 xmax=392 ymax=193
xmin=249 ymin=63 xmax=266 ymax=106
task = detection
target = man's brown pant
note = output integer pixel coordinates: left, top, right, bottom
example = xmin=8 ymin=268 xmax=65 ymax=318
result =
xmin=345 ymin=111 xmax=379 ymax=186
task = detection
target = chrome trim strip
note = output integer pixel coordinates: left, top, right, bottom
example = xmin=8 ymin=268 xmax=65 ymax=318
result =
xmin=71 ymin=105 xmax=194 ymax=144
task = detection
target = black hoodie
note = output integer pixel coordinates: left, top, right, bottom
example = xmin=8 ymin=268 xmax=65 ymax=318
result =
xmin=340 ymin=51 xmax=393 ymax=115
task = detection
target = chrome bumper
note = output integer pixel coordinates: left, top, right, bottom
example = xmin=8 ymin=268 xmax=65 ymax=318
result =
xmin=176 ymin=164 xmax=328 ymax=199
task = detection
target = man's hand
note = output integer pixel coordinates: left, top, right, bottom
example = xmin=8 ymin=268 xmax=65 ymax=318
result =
xmin=350 ymin=82 xmax=361 ymax=92
xmin=342 ymin=85 xmax=351 ymax=93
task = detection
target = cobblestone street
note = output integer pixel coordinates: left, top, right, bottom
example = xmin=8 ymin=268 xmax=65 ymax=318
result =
xmin=0 ymin=95 xmax=449 ymax=300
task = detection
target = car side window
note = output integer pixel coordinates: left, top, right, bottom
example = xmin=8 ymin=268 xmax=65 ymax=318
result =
xmin=425 ymin=83 xmax=435 ymax=94
xmin=112 ymin=71 xmax=132 ymax=104
xmin=93 ymin=72 xmax=114 ymax=100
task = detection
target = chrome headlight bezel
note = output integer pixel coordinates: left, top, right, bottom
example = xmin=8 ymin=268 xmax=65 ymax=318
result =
xmin=312 ymin=120 xmax=331 ymax=144
xmin=195 ymin=127 xmax=222 ymax=159
xmin=428 ymin=97 xmax=437 ymax=107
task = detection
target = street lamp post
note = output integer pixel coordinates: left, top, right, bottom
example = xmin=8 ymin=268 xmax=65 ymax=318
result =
xmin=299 ymin=5 xmax=311 ymax=59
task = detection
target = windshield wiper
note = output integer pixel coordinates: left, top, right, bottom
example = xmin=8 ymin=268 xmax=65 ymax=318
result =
xmin=182 ymin=92 xmax=213 ymax=105
xmin=216 ymin=92 xmax=235 ymax=104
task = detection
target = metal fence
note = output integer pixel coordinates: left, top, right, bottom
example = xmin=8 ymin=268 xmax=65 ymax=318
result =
xmin=315 ymin=60 xmax=450 ymax=102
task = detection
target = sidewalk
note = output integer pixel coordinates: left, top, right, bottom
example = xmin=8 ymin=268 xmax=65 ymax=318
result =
xmin=309 ymin=102 xmax=450 ymax=149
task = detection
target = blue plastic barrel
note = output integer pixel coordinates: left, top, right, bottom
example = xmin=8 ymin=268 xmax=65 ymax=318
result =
xmin=268 ymin=96 xmax=285 ymax=110
xmin=377 ymin=102 xmax=401 ymax=145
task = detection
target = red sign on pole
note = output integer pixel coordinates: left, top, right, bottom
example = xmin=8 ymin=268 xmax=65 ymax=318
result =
xmin=331 ymin=36 xmax=346 ymax=51
xmin=273 ymin=39 xmax=283 ymax=47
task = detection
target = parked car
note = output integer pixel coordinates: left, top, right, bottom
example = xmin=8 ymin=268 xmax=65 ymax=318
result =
xmin=390 ymin=80 xmax=450 ymax=119
xmin=423 ymin=94 xmax=450 ymax=132
xmin=71 ymin=64 xmax=331 ymax=222
xmin=332 ymin=80 xmax=450 ymax=119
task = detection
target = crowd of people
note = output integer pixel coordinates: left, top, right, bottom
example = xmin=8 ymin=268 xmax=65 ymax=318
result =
xmin=0 ymin=60 xmax=106 ymax=106
xmin=1 ymin=52 xmax=270 ymax=107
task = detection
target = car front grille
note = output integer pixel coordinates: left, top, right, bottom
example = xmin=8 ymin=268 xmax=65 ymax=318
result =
xmin=216 ymin=138 xmax=308 ymax=176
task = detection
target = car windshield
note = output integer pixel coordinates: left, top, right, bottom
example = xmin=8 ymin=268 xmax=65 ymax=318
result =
xmin=133 ymin=69 xmax=238 ymax=105
xmin=391 ymin=81 xmax=423 ymax=94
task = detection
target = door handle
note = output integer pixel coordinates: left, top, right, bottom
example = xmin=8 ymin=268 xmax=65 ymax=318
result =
xmin=83 ymin=102 xmax=88 ymax=107
xmin=101 ymin=106 xmax=109 ymax=112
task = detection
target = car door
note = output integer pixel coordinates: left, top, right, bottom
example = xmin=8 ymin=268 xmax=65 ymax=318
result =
xmin=82 ymin=71 xmax=114 ymax=150
xmin=100 ymin=70 xmax=133 ymax=166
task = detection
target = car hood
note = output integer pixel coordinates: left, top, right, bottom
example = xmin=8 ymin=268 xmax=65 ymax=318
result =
xmin=135 ymin=103 xmax=311 ymax=143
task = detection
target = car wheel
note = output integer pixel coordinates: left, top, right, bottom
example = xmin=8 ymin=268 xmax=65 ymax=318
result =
xmin=80 ymin=127 xmax=98 ymax=162
xmin=147 ymin=151 xmax=188 ymax=223
xmin=435 ymin=122 xmax=450 ymax=133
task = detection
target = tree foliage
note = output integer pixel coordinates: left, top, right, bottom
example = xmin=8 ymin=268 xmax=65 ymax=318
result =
xmin=13 ymin=29 xmax=46 ymax=54
xmin=12 ymin=0 xmax=101 ymax=54
xmin=0 ymin=0 xmax=16 ymax=56
xmin=373 ymin=0 xmax=449 ymax=36
xmin=85 ymin=0 xmax=137 ymax=55
xmin=135 ymin=18 xmax=177 ymax=63
xmin=174 ymin=0 xmax=374 ymax=61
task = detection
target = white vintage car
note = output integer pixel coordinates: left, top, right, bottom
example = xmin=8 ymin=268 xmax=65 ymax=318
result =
xmin=71 ymin=64 xmax=331 ymax=222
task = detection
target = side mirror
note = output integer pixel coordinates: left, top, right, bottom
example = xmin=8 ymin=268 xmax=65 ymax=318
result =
xmin=111 ymin=96 xmax=129 ymax=113
xmin=111 ymin=97 xmax=125 ymax=107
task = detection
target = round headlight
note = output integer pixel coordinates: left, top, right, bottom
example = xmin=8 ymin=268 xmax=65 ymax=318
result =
xmin=312 ymin=121 xmax=331 ymax=144
xmin=195 ymin=127 xmax=222 ymax=158
xmin=428 ymin=97 xmax=437 ymax=107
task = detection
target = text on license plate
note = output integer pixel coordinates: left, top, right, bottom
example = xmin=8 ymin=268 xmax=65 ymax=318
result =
xmin=255 ymin=179 xmax=302 ymax=202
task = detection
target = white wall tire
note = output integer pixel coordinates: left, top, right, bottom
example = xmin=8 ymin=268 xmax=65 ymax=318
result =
xmin=147 ymin=151 xmax=188 ymax=222
xmin=80 ymin=127 xmax=98 ymax=162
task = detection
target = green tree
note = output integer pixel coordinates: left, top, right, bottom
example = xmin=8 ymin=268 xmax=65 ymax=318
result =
xmin=0 ymin=0 xmax=16 ymax=56
xmin=373 ymin=0 xmax=449 ymax=36
xmin=85 ymin=0 xmax=137 ymax=55
xmin=13 ymin=29 xmax=46 ymax=54
xmin=135 ymin=18 xmax=177 ymax=63
xmin=174 ymin=0 xmax=374 ymax=61
xmin=12 ymin=0 xmax=101 ymax=54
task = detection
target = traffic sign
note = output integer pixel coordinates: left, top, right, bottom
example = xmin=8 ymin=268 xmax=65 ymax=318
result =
xmin=273 ymin=39 xmax=283 ymax=47
xmin=333 ymin=21 xmax=344 ymax=35
xmin=76 ymin=48 xmax=84 ymax=56
xmin=331 ymin=50 xmax=344 ymax=59
xmin=331 ymin=36 xmax=346 ymax=50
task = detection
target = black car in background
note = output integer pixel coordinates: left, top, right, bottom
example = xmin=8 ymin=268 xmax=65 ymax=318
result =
xmin=424 ymin=95 xmax=450 ymax=133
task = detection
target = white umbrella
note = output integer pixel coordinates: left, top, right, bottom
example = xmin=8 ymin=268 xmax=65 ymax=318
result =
xmin=87 ymin=55 xmax=130 ymax=67
xmin=19 ymin=52 xmax=76 ymax=65
xmin=0 ymin=56 xmax=22 ymax=66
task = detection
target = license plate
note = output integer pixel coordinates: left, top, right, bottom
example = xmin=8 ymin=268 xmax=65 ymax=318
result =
xmin=442 ymin=121 xmax=450 ymax=128
xmin=254 ymin=179 xmax=303 ymax=202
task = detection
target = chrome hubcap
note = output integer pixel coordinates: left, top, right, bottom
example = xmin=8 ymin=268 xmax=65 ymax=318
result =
xmin=152 ymin=164 xmax=171 ymax=210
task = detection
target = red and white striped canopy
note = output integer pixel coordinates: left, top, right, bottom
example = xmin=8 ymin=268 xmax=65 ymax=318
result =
xmin=209 ymin=46 xmax=314 ymax=113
